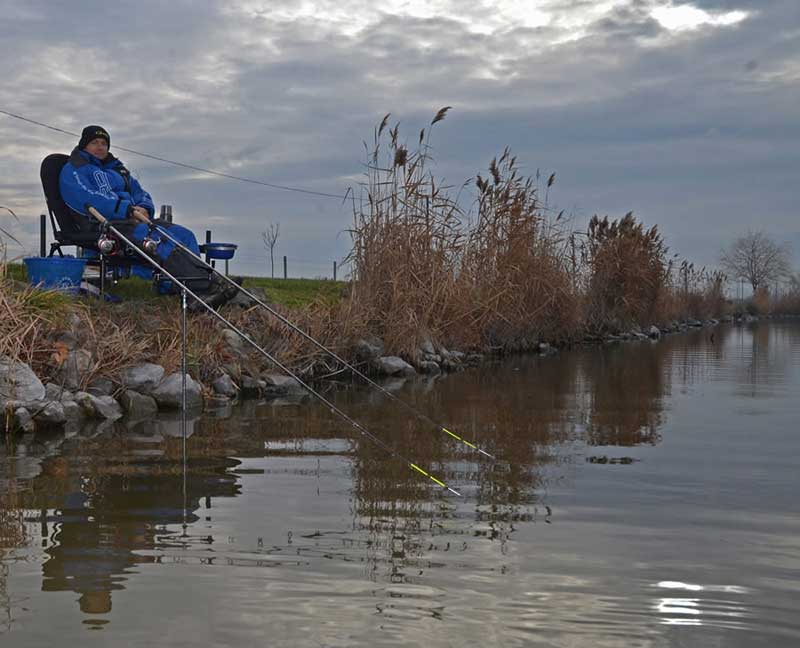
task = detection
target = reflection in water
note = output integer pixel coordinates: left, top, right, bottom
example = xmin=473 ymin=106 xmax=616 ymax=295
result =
xmin=1 ymin=322 xmax=799 ymax=645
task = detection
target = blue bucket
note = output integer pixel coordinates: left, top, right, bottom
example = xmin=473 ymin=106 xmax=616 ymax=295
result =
xmin=23 ymin=256 xmax=88 ymax=295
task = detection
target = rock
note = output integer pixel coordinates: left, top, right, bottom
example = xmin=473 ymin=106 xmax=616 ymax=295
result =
xmin=62 ymin=400 xmax=84 ymax=422
xmin=240 ymin=375 xmax=264 ymax=398
xmin=32 ymin=401 xmax=66 ymax=427
xmin=441 ymin=358 xmax=463 ymax=372
xmin=419 ymin=361 xmax=441 ymax=375
xmin=466 ymin=353 xmax=485 ymax=365
xmin=228 ymin=286 xmax=268 ymax=309
xmin=372 ymin=356 xmax=416 ymax=377
xmin=212 ymin=374 xmax=238 ymax=398
xmin=87 ymin=377 xmax=115 ymax=396
xmin=89 ymin=395 xmax=123 ymax=420
xmin=151 ymin=373 xmax=203 ymax=409
xmin=206 ymin=395 xmax=231 ymax=408
xmin=73 ymin=391 xmax=96 ymax=416
xmin=66 ymin=312 xmax=82 ymax=331
xmin=119 ymin=390 xmax=158 ymax=418
xmin=54 ymin=331 xmax=79 ymax=351
xmin=354 ymin=336 xmax=384 ymax=361
xmin=58 ymin=349 xmax=93 ymax=391
xmin=44 ymin=383 xmax=74 ymax=402
xmin=1 ymin=356 xmax=46 ymax=403
xmin=446 ymin=350 xmax=466 ymax=362
xmin=419 ymin=336 xmax=436 ymax=356
xmin=648 ymin=325 xmax=661 ymax=339
xmin=221 ymin=329 xmax=246 ymax=353
xmin=538 ymin=342 xmax=551 ymax=354
xmin=119 ymin=363 xmax=165 ymax=394
xmin=261 ymin=373 xmax=304 ymax=397
xmin=12 ymin=407 xmax=35 ymax=433
xmin=423 ymin=353 xmax=442 ymax=364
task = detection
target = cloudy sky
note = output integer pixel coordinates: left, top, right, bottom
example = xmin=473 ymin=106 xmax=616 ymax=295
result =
xmin=1 ymin=0 xmax=797 ymax=278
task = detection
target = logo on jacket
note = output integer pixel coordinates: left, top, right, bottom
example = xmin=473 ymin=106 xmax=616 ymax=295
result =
xmin=93 ymin=170 xmax=114 ymax=198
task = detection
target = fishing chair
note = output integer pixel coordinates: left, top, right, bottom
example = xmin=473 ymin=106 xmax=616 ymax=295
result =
xmin=40 ymin=153 xmax=139 ymax=294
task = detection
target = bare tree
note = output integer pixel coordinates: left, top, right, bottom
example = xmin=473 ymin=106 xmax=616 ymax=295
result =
xmin=720 ymin=231 xmax=792 ymax=291
xmin=261 ymin=222 xmax=280 ymax=278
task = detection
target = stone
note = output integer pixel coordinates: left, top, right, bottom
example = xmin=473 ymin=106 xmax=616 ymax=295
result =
xmin=0 ymin=356 xmax=46 ymax=403
xmin=446 ymin=350 xmax=466 ymax=362
xmin=66 ymin=312 xmax=82 ymax=331
xmin=423 ymin=353 xmax=442 ymax=364
xmin=262 ymin=373 xmax=302 ymax=389
xmin=372 ymin=356 xmax=416 ymax=377
xmin=54 ymin=331 xmax=79 ymax=351
xmin=240 ymin=375 xmax=264 ymax=397
xmin=354 ymin=336 xmax=384 ymax=361
xmin=228 ymin=286 xmax=268 ymax=309
xmin=206 ymin=395 xmax=231 ymax=408
xmin=222 ymin=328 xmax=246 ymax=353
xmin=648 ymin=325 xmax=661 ymax=339
xmin=441 ymin=358 xmax=463 ymax=372
xmin=212 ymin=374 xmax=238 ymax=398
xmin=44 ymin=383 xmax=74 ymax=402
xmin=419 ymin=361 xmax=441 ymax=375
xmin=419 ymin=336 xmax=436 ymax=356
xmin=466 ymin=353 xmax=485 ymax=365
xmin=58 ymin=349 xmax=93 ymax=391
xmin=32 ymin=401 xmax=66 ymax=427
xmin=119 ymin=363 xmax=165 ymax=394
xmin=89 ymin=395 xmax=123 ymax=420
xmin=62 ymin=400 xmax=84 ymax=422
xmin=151 ymin=373 xmax=203 ymax=409
xmin=74 ymin=391 xmax=96 ymax=416
xmin=119 ymin=390 xmax=158 ymax=419
xmin=87 ymin=377 xmax=115 ymax=396
xmin=13 ymin=407 xmax=35 ymax=433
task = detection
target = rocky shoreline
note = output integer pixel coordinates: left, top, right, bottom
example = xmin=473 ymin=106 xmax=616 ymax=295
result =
xmin=0 ymin=312 xmax=767 ymax=435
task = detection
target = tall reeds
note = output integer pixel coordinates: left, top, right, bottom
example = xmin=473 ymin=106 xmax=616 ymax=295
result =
xmin=345 ymin=110 xmax=579 ymax=355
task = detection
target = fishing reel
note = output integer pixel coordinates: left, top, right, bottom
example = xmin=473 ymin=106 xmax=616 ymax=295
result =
xmin=142 ymin=237 xmax=159 ymax=255
xmin=97 ymin=234 xmax=117 ymax=254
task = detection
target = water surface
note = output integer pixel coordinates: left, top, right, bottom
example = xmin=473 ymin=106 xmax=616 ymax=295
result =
xmin=2 ymin=322 xmax=799 ymax=646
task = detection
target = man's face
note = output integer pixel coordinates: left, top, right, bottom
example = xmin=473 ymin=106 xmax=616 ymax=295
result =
xmin=84 ymin=137 xmax=108 ymax=159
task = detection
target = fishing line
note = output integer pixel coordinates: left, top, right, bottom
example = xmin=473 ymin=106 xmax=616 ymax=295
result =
xmin=0 ymin=109 xmax=348 ymax=200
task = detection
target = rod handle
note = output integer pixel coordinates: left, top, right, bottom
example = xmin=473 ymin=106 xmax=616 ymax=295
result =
xmin=86 ymin=205 xmax=108 ymax=225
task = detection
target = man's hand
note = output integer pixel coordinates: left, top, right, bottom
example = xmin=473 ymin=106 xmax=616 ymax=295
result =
xmin=131 ymin=206 xmax=151 ymax=224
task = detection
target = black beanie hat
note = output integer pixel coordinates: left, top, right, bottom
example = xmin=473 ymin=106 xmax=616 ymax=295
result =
xmin=78 ymin=125 xmax=110 ymax=150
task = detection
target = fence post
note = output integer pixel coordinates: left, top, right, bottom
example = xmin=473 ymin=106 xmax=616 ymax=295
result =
xmin=333 ymin=261 xmax=337 ymax=281
xmin=40 ymin=213 xmax=47 ymax=257
xmin=283 ymin=255 xmax=287 ymax=280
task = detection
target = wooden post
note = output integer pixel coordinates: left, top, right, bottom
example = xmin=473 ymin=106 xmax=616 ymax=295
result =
xmin=333 ymin=261 xmax=337 ymax=281
xmin=283 ymin=255 xmax=287 ymax=280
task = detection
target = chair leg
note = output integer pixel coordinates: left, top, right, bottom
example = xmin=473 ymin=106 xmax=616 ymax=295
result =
xmin=100 ymin=256 xmax=106 ymax=295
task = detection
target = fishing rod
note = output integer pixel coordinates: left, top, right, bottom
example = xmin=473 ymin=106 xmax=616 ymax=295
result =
xmin=146 ymin=221 xmax=495 ymax=460
xmin=86 ymin=206 xmax=461 ymax=496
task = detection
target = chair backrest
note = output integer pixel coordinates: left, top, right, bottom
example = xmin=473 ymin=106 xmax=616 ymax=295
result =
xmin=40 ymin=153 xmax=96 ymax=237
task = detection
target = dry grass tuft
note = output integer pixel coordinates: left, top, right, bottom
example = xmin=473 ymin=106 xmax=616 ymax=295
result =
xmin=344 ymin=111 xmax=579 ymax=355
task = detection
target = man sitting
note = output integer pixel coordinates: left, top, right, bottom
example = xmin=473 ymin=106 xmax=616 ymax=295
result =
xmin=59 ymin=125 xmax=236 ymax=309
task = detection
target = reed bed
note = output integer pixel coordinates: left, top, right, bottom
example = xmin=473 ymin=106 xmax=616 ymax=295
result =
xmin=344 ymin=110 xmax=580 ymax=355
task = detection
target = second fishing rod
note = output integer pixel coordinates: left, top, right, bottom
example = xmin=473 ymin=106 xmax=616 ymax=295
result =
xmin=147 ymin=220 xmax=495 ymax=461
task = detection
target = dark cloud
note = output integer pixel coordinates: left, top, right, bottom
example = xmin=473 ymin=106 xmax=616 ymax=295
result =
xmin=0 ymin=0 xmax=797 ymax=276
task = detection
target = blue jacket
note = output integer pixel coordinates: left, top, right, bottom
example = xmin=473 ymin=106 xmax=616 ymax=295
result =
xmin=59 ymin=148 xmax=155 ymax=221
